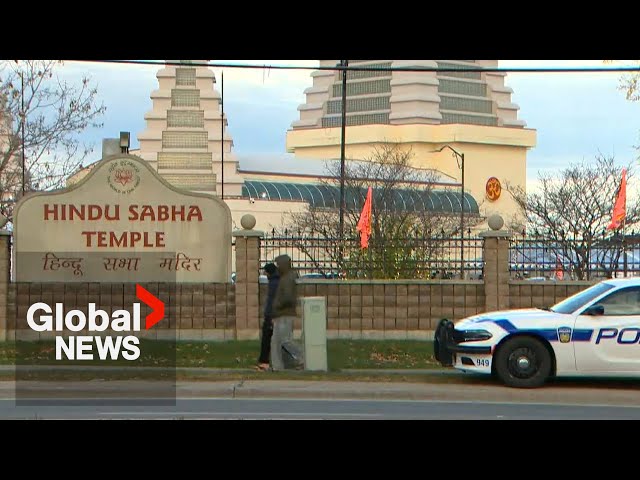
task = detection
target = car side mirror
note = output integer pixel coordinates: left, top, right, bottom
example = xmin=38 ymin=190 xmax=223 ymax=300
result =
xmin=584 ymin=304 xmax=604 ymax=316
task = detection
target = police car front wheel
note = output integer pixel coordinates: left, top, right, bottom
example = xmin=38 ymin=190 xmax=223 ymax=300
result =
xmin=494 ymin=336 xmax=552 ymax=388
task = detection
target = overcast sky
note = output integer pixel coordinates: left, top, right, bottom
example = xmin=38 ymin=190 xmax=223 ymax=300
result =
xmin=57 ymin=60 xmax=640 ymax=191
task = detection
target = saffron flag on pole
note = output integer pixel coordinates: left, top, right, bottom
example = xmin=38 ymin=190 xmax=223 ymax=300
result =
xmin=356 ymin=187 xmax=373 ymax=249
xmin=607 ymin=168 xmax=627 ymax=231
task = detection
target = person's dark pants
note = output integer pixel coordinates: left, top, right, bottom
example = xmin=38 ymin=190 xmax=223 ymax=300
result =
xmin=258 ymin=317 xmax=274 ymax=364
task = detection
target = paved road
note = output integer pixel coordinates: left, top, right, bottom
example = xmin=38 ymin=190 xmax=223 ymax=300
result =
xmin=1 ymin=375 xmax=639 ymax=419
xmin=3 ymin=397 xmax=640 ymax=419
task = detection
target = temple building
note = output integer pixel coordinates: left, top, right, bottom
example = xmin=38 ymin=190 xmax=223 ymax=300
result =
xmin=68 ymin=60 xmax=535 ymax=232
xmin=286 ymin=60 xmax=537 ymax=226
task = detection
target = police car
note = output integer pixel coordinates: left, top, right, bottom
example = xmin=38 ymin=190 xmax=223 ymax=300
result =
xmin=434 ymin=278 xmax=640 ymax=388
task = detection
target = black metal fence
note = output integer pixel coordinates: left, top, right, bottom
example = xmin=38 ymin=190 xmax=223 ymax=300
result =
xmin=260 ymin=229 xmax=484 ymax=280
xmin=254 ymin=229 xmax=640 ymax=281
xmin=509 ymin=234 xmax=640 ymax=280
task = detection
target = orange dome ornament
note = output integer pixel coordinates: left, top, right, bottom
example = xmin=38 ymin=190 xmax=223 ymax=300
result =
xmin=486 ymin=177 xmax=502 ymax=202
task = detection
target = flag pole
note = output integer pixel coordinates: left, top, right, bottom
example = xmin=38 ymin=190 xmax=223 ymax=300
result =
xmin=622 ymin=168 xmax=628 ymax=278
xmin=368 ymin=234 xmax=373 ymax=279
xmin=623 ymin=215 xmax=628 ymax=278
xmin=368 ymin=195 xmax=373 ymax=279
xmin=608 ymin=168 xmax=627 ymax=278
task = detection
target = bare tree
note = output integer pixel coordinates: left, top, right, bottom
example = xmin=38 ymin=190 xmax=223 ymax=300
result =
xmin=604 ymin=60 xmax=640 ymax=102
xmin=604 ymin=60 xmax=640 ymax=150
xmin=272 ymin=144 xmax=483 ymax=279
xmin=506 ymin=154 xmax=640 ymax=280
xmin=0 ymin=60 xmax=106 ymax=221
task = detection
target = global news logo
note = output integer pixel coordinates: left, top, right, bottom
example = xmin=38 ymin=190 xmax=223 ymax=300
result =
xmin=25 ymin=284 xmax=165 ymax=361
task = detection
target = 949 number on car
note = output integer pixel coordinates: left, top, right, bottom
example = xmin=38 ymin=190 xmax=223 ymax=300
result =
xmin=476 ymin=358 xmax=491 ymax=367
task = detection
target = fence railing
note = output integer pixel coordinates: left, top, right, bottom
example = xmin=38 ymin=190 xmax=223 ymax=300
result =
xmin=509 ymin=235 xmax=640 ymax=280
xmin=260 ymin=230 xmax=484 ymax=280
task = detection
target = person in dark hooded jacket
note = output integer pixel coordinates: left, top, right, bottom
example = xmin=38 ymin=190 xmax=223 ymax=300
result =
xmin=256 ymin=263 xmax=279 ymax=371
xmin=270 ymin=254 xmax=299 ymax=371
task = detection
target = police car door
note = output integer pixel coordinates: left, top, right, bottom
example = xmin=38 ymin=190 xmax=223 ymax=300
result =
xmin=574 ymin=286 xmax=640 ymax=373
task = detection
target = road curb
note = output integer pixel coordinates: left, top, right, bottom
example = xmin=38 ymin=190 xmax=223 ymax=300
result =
xmin=0 ymin=365 xmax=456 ymax=376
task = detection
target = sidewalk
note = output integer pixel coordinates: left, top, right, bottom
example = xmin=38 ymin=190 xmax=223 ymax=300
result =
xmin=2 ymin=379 xmax=639 ymax=406
xmin=183 ymin=379 xmax=640 ymax=405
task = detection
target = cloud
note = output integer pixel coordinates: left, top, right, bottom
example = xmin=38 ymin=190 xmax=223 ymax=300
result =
xmin=209 ymin=61 xmax=319 ymax=109
xmin=57 ymin=60 xmax=320 ymax=155
xmin=49 ymin=60 xmax=640 ymax=180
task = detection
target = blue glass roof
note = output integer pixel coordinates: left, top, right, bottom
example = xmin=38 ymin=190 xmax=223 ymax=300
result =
xmin=242 ymin=181 xmax=479 ymax=214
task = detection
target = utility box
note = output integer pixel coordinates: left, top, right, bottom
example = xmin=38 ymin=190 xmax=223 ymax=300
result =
xmin=301 ymin=297 xmax=328 ymax=372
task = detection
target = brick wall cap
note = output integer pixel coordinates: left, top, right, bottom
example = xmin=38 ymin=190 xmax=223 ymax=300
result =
xmin=232 ymin=230 xmax=264 ymax=237
xmin=479 ymin=230 xmax=513 ymax=238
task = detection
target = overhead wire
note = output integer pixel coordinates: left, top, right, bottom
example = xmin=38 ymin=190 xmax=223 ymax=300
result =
xmin=70 ymin=59 xmax=640 ymax=74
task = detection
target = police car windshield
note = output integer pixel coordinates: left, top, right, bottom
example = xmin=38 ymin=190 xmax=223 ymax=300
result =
xmin=550 ymin=282 xmax=615 ymax=314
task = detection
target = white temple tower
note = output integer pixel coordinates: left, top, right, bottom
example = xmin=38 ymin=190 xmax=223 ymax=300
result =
xmin=137 ymin=60 xmax=244 ymax=197
xmin=290 ymin=60 xmax=526 ymax=130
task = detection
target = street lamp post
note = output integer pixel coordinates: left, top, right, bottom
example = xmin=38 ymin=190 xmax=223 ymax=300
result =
xmin=338 ymin=59 xmax=348 ymax=240
xmin=432 ymin=145 xmax=465 ymax=279
xmin=20 ymin=71 xmax=25 ymax=196
xmin=221 ymin=71 xmax=224 ymax=200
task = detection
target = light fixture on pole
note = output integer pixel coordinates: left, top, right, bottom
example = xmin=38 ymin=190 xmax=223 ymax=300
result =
xmin=338 ymin=59 xmax=348 ymax=240
xmin=431 ymin=145 xmax=465 ymax=279
xmin=20 ymin=71 xmax=25 ymax=196
xmin=119 ymin=131 xmax=130 ymax=154
xmin=211 ymin=72 xmax=225 ymax=200
xmin=220 ymin=71 xmax=225 ymax=200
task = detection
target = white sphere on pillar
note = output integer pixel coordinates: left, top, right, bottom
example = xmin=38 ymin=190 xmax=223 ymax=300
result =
xmin=241 ymin=214 xmax=256 ymax=230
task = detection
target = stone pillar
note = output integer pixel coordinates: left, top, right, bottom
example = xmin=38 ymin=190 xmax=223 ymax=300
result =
xmin=0 ymin=231 xmax=10 ymax=341
xmin=232 ymin=214 xmax=263 ymax=340
xmin=480 ymin=215 xmax=511 ymax=313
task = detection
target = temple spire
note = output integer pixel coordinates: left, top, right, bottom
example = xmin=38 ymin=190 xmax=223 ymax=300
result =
xmin=137 ymin=60 xmax=244 ymax=196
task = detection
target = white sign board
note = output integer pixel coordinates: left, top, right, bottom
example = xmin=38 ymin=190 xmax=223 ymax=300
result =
xmin=13 ymin=154 xmax=232 ymax=283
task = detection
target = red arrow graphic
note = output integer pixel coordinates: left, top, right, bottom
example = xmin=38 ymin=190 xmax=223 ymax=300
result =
xmin=136 ymin=284 xmax=165 ymax=330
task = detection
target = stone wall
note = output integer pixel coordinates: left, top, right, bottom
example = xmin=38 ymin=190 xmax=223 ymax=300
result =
xmin=8 ymin=282 xmax=235 ymax=341
xmin=1 ymin=223 xmax=597 ymax=341
xmin=508 ymin=281 xmax=595 ymax=310
xmin=260 ymin=280 xmax=485 ymax=340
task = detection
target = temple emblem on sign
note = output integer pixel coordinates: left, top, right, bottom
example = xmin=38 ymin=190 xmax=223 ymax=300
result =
xmin=107 ymin=160 xmax=141 ymax=194
xmin=115 ymin=169 xmax=134 ymax=186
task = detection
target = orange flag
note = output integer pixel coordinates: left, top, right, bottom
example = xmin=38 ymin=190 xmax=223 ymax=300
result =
xmin=356 ymin=187 xmax=373 ymax=249
xmin=607 ymin=168 xmax=627 ymax=230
